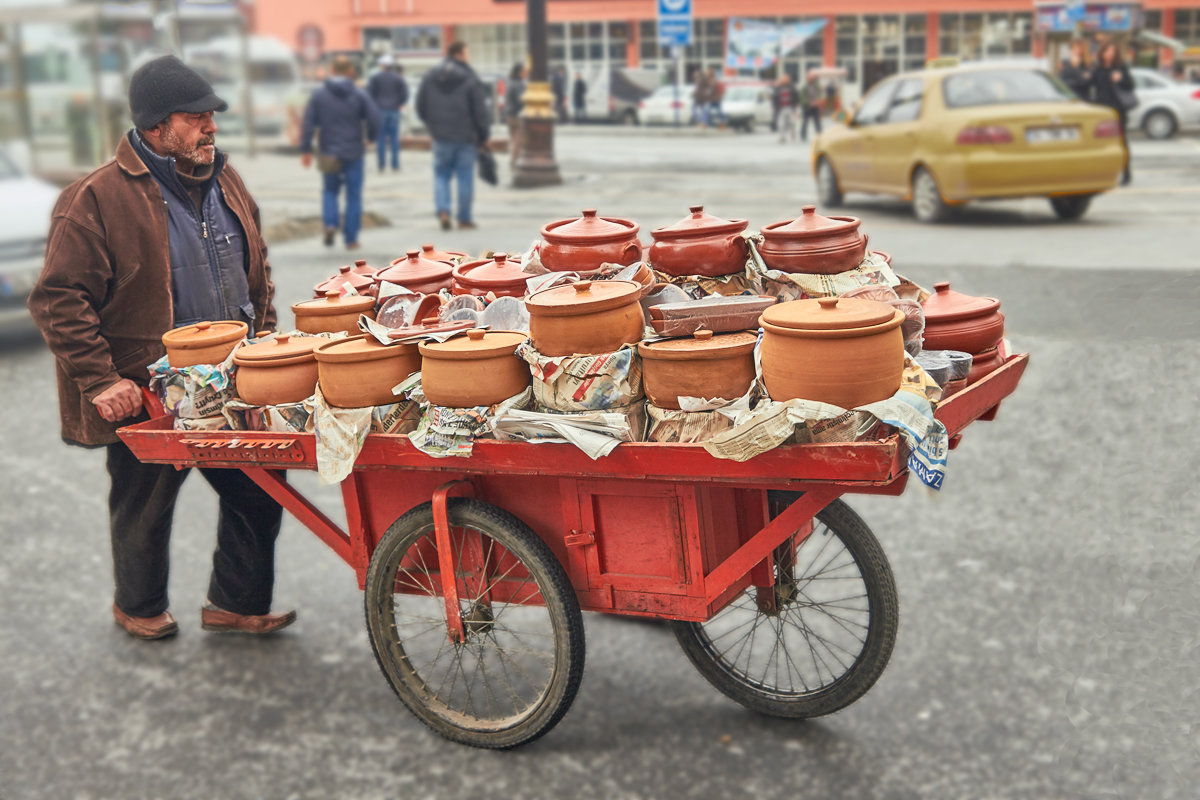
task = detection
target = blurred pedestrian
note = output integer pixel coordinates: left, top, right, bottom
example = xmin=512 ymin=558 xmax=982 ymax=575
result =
xmin=300 ymin=54 xmax=381 ymax=250
xmin=1059 ymin=39 xmax=1093 ymax=100
xmin=799 ymin=74 xmax=822 ymax=141
xmin=773 ymin=74 xmax=798 ymax=143
xmin=368 ymin=54 xmax=410 ymax=172
xmin=27 ymin=54 xmax=294 ymax=641
xmin=506 ymin=61 xmax=526 ymax=166
xmin=551 ymin=66 xmax=568 ymax=122
xmin=416 ymin=41 xmax=490 ymax=230
xmin=573 ymin=72 xmax=588 ymax=123
xmin=1091 ymin=41 xmax=1135 ymax=185
xmin=693 ymin=69 xmax=711 ymax=127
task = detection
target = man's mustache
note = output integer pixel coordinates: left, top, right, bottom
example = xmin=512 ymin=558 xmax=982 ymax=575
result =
xmin=197 ymin=138 xmax=215 ymax=147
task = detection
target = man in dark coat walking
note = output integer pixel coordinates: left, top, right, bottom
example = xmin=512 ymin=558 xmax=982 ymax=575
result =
xmin=367 ymin=54 xmax=409 ymax=172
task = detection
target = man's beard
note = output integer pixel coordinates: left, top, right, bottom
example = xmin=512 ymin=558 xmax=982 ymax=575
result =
xmin=160 ymin=126 xmax=215 ymax=168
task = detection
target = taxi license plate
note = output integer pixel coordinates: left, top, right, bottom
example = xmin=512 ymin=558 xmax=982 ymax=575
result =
xmin=1026 ymin=126 xmax=1079 ymax=143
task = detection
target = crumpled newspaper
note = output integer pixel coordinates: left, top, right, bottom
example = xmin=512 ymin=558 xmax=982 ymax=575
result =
xmin=749 ymin=237 xmax=901 ymax=301
xmin=223 ymin=397 xmax=315 ymax=433
xmin=147 ymin=346 xmax=240 ymax=419
xmin=490 ymin=402 xmax=646 ymax=459
xmin=645 ymin=390 xmax=757 ymax=444
xmin=401 ymin=373 xmax=534 ymax=459
xmin=517 ymin=341 xmax=643 ymax=412
xmin=173 ymin=415 xmax=229 ymax=432
xmin=311 ymin=384 xmax=422 ymax=484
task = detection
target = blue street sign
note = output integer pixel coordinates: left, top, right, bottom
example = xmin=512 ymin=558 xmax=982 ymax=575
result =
xmin=658 ymin=0 xmax=692 ymax=47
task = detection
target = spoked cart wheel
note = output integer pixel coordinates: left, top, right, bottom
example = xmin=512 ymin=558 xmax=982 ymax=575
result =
xmin=364 ymin=498 xmax=586 ymax=748
xmin=672 ymin=498 xmax=898 ymax=718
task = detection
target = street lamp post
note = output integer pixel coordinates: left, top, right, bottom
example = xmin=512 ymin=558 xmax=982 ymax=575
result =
xmin=513 ymin=0 xmax=562 ymax=187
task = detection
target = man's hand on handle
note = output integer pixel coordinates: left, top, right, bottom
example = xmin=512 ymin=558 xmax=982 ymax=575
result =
xmin=300 ymin=153 xmax=313 ymax=169
xmin=93 ymin=378 xmax=143 ymax=423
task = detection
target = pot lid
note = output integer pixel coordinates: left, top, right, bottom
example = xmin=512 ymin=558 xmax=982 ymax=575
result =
xmin=162 ymin=320 xmax=248 ymax=349
xmin=377 ymin=249 xmax=454 ymax=287
xmin=314 ymin=264 xmax=375 ymax=295
xmin=921 ymin=281 xmax=1001 ymax=323
xmin=651 ymin=205 xmax=747 ymax=240
xmin=387 ymin=316 xmax=475 ymax=340
xmin=233 ymin=333 xmax=318 ymax=365
xmin=761 ymin=296 xmax=896 ymax=331
xmin=314 ymin=334 xmax=415 ymax=363
xmin=292 ymin=291 xmax=376 ymax=316
xmin=349 ymin=258 xmax=380 ymax=278
xmin=418 ymin=329 xmax=528 ymax=360
xmin=760 ymin=205 xmax=861 ymax=241
xmin=639 ymin=329 xmax=757 ymax=360
xmin=525 ymin=279 xmax=641 ymax=317
xmin=421 ymin=243 xmax=469 ymax=263
xmin=452 ymin=253 xmax=528 ymax=292
xmin=541 ymin=209 xmax=639 ymax=245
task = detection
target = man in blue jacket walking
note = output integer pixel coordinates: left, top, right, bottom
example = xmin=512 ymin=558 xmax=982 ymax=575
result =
xmin=300 ymin=55 xmax=381 ymax=250
xmin=367 ymin=55 xmax=409 ymax=173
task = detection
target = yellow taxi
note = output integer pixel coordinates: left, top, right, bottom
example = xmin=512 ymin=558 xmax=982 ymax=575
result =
xmin=811 ymin=61 xmax=1126 ymax=222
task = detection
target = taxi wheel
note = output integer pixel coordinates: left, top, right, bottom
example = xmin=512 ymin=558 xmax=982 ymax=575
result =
xmin=1049 ymin=194 xmax=1093 ymax=221
xmin=912 ymin=167 xmax=950 ymax=224
xmin=816 ymin=157 xmax=843 ymax=207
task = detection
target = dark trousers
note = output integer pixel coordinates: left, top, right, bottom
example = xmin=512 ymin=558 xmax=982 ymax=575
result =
xmin=801 ymin=105 xmax=822 ymax=140
xmin=107 ymin=440 xmax=284 ymax=619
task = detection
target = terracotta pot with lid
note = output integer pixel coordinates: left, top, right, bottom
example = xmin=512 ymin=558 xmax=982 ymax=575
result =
xmin=376 ymin=249 xmax=455 ymax=295
xmin=920 ymin=281 xmax=1005 ymax=354
xmin=525 ymin=279 xmax=644 ymax=357
xmin=314 ymin=335 xmax=421 ymax=408
xmin=232 ymin=334 xmax=319 ymax=405
xmin=313 ymin=264 xmax=375 ymax=298
xmin=420 ymin=243 xmax=469 ymax=263
xmin=966 ymin=345 xmax=1004 ymax=385
xmin=452 ymin=252 xmax=529 ymax=298
xmin=292 ymin=290 xmax=376 ymax=335
xmin=758 ymin=205 xmax=869 ymax=274
xmin=638 ymin=330 xmax=757 ymax=409
xmin=649 ymin=205 xmax=749 ymax=277
xmin=539 ymin=209 xmax=641 ymax=274
xmin=418 ymin=329 xmax=531 ymax=408
xmin=162 ymin=320 xmax=248 ymax=368
xmin=759 ymin=296 xmax=904 ymax=409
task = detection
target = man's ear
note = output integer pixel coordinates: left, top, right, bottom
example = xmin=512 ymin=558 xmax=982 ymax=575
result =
xmin=141 ymin=122 xmax=166 ymax=146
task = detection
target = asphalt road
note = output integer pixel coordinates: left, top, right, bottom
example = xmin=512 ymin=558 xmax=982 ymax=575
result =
xmin=1 ymin=128 xmax=1197 ymax=800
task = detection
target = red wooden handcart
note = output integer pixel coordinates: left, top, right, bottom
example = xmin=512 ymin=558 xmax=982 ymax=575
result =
xmin=119 ymin=353 xmax=1028 ymax=749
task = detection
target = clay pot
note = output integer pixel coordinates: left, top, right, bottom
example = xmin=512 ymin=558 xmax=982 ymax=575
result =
xmin=452 ymin=252 xmax=529 ymax=298
xmin=314 ymin=335 xmax=421 ymax=408
xmin=292 ymin=290 xmax=376 ymax=335
xmin=760 ymin=296 xmax=905 ymax=409
xmin=758 ymin=205 xmax=869 ymax=274
xmin=539 ymin=209 xmax=642 ymax=273
xmin=921 ymin=281 xmax=1004 ymax=354
xmin=162 ymin=320 xmax=248 ymax=368
xmin=376 ymin=249 xmax=454 ymax=295
xmin=649 ymin=205 xmax=749 ymax=277
xmin=313 ymin=264 xmax=375 ymax=298
xmin=420 ymin=243 xmax=469 ymax=263
xmin=418 ymin=329 xmax=531 ymax=408
xmin=232 ymin=334 xmax=319 ymax=405
xmin=525 ymin=279 xmax=644 ymax=357
xmin=966 ymin=345 xmax=1004 ymax=385
xmin=638 ymin=330 xmax=757 ymax=410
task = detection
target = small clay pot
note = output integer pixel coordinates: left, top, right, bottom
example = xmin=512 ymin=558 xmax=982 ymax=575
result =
xmin=314 ymin=335 xmax=421 ymax=408
xmin=638 ymin=330 xmax=757 ymax=410
xmin=921 ymin=281 xmax=1004 ymax=354
xmin=539 ymin=209 xmax=642 ymax=273
xmin=232 ymin=334 xmax=319 ymax=405
xmin=760 ymin=296 xmax=904 ymax=409
xmin=525 ymin=279 xmax=644 ymax=357
xmin=758 ymin=205 xmax=869 ymax=274
xmin=292 ymin=290 xmax=376 ymax=335
xmin=452 ymin=252 xmax=529 ymax=298
xmin=418 ymin=329 xmax=531 ymax=408
xmin=314 ymin=264 xmax=375 ymax=298
xmin=377 ymin=249 xmax=454 ymax=295
xmin=649 ymin=205 xmax=749 ymax=277
xmin=162 ymin=320 xmax=248 ymax=368
xmin=966 ymin=345 xmax=1004 ymax=385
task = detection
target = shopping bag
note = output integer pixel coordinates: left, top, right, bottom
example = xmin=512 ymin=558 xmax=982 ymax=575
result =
xmin=477 ymin=147 xmax=498 ymax=186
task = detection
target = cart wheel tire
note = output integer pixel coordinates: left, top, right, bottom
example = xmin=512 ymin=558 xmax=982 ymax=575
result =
xmin=816 ymin=156 xmax=843 ymax=207
xmin=1049 ymin=194 xmax=1094 ymax=220
xmin=671 ymin=498 xmax=898 ymax=719
xmin=912 ymin=166 xmax=950 ymax=223
xmin=364 ymin=498 xmax=585 ymax=749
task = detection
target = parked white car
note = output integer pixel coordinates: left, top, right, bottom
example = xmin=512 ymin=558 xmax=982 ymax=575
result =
xmin=1128 ymin=67 xmax=1200 ymax=139
xmin=720 ymin=82 xmax=774 ymax=131
xmin=637 ymin=84 xmax=694 ymax=125
xmin=0 ymin=145 xmax=59 ymax=328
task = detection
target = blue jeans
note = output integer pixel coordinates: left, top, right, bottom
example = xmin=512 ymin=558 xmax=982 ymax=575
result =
xmin=377 ymin=110 xmax=401 ymax=170
xmin=432 ymin=139 xmax=476 ymax=224
xmin=322 ymin=156 xmax=365 ymax=245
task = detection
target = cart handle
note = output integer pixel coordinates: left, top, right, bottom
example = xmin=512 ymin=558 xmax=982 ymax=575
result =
xmin=432 ymin=479 xmax=477 ymax=644
xmin=141 ymin=386 xmax=165 ymax=418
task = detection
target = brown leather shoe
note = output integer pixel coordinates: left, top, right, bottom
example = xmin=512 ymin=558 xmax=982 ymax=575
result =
xmin=201 ymin=604 xmax=296 ymax=635
xmin=456 ymin=220 xmax=478 ymax=230
xmin=113 ymin=604 xmax=178 ymax=640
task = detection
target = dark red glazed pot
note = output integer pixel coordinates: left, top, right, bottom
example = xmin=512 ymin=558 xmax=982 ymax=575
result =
xmin=758 ymin=205 xmax=868 ymax=274
xmin=921 ymin=281 xmax=1004 ymax=354
xmin=539 ymin=209 xmax=641 ymax=274
xmin=649 ymin=205 xmax=749 ymax=277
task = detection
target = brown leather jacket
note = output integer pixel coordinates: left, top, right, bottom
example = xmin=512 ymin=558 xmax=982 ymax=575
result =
xmin=28 ymin=134 xmax=277 ymax=447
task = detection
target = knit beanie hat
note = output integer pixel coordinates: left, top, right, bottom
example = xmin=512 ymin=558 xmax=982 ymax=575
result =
xmin=129 ymin=54 xmax=228 ymax=130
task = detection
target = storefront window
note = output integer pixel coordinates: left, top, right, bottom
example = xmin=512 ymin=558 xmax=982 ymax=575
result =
xmin=1176 ymin=10 xmax=1200 ymax=44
